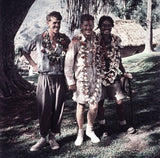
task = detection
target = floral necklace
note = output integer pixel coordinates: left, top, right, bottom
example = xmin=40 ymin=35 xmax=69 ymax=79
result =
xmin=100 ymin=34 xmax=121 ymax=86
xmin=41 ymin=30 xmax=68 ymax=66
xmin=77 ymin=33 xmax=102 ymax=105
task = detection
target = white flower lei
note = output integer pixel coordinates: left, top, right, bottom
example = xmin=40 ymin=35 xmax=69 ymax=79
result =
xmin=99 ymin=34 xmax=121 ymax=86
xmin=77 ymin=33 xmax=102 ymax=105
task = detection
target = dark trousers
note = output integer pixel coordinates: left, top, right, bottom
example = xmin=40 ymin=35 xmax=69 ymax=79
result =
xmin=36 ymin=74 xmax=66 ymax=137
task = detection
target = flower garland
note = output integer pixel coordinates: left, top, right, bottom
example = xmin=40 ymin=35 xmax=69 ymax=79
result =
xmin=41 ymin=30 xmax=68 ymax=66
xmin=100 ymin=34 xmax=121 ymax=86
xmin=76 ymin=33 xmax=102 ymax=105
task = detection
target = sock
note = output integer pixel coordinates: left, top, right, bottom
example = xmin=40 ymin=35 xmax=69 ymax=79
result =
xmin=119 ymin=120 xmax=127 ymax=125
xmin=98 ymin=119 xmax=106 ymax=125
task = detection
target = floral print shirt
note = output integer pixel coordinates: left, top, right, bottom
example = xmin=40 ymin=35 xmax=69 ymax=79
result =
xmin=98 ymin=33 xmax=122 ymax=86
xmin=23 ymin=30 xmax=70 ymax=75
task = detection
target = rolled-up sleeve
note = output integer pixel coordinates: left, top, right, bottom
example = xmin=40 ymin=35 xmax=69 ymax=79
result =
xmin=23 ymin=37 xmax=37 ymax=54
xmin=64 ymin=40 xmax=77 ymax=86
xmin=117 ymin=36 xmax=123 ymax=49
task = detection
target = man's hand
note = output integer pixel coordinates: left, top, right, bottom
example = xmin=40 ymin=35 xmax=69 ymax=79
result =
xmin=68 ymin=84 xmax=76 ymax=91
xmin=124 ymin=72 xmax=133 ymax=79
xmin=32 ymin=64 xmax=38 ymax=72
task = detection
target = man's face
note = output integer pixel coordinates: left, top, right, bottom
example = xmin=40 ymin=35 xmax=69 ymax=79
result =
xmin=100 ymin=20 xmax=112 ymax=35
xmin=81 ymin=20 xmax=94 ymax=38
xmin=47 ymin=16 xmax=61 ymax=34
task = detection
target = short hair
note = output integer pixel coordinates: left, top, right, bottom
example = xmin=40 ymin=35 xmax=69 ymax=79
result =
xmin=80 ymin=14 xmax=94 ymax=24
xmin=98 ymin=16 xmax=114 ymax=28
xmin=46 ymin=11 xmax=62 ymax=22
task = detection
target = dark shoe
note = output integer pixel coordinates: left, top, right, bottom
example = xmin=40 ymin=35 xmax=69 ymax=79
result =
xmin=119 ymin=124 xmax=136 ymax=134
xmin=99 ymin=124 xmax=108 ymax=137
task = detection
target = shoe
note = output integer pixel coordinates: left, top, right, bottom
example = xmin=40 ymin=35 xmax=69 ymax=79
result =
xmin=99 ymin=124 xmax=108 ymax=137
xmin=86 ymin=126 xmax=100 ymax=143
xmin=75 ymin=129 xmax=84 ymax=146
xmin=127 ymin=126 xmax=136 ymax=134
xmin=48 ymin=134 xmax=60 ymax=150
xmin=30 ymin=137 xmax=47 ymax=151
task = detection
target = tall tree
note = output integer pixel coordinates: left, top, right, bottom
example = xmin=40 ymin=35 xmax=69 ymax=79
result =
xmin=0 ymin=0 xmax=35 ymax=97
xmin=65 ymin=0 xmax=109 ymax=31
xmin=109 ymin=0 xmax=142 ymax=20
xmin=144 ymin=0 xmax=153 ymax=53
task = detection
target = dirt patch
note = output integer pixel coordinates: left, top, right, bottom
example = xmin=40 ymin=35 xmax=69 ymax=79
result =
xmin=123 ymin=130 xmax=148 ymax=151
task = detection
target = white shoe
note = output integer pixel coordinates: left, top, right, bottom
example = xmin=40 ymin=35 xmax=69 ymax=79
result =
xmin=30 ymin=137 xmax=47 ymax=151
xmin=48 ymin=134 xmax=60 ymax=150
xmin=75 ymin=129 xmax=84 ymax=146
xmin=86 ymin=126 xmax=100 ymax=143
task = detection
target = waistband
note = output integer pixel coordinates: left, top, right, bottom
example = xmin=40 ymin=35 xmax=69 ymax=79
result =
xmin=39 ymin=72 xmax=64 ymax=75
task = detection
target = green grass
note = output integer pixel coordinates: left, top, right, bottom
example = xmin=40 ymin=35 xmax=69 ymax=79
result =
xmin=0 ymin=51 xmax=160 ymax=158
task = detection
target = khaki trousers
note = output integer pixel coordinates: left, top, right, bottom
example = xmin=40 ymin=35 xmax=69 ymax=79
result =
xmin=36 ymin=74 xmax=66 ymax=137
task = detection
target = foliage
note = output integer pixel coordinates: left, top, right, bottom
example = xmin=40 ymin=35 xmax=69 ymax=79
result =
xmin=109 ymin=0 xmax=160 ymax=29
xmin=63 ymin=0 xmax=108 ymax=31
xmin=109 ymin=0 xmax=143 ymax=20
xmin=62 ymin=0 xmax=160 ymax=32
xmin=130 ymin=0 xmax=160 ymax=29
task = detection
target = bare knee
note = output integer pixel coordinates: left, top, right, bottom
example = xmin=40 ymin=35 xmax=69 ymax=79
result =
xmin=116 ymin=99 xmax=123 ymax=105
xmin=77 ymin=103 xmax=85 ymax=112
xmin=89 ymin=104 xmax=98 ymax=112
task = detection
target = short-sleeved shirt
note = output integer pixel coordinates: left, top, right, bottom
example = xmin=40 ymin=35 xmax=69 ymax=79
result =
xmin=98 ymin=33 xmax=122 ymax=86
xmin=23 ymin=30 xmax=70 ymax=75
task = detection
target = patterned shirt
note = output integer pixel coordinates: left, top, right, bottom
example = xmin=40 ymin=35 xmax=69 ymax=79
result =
xmin=23 ymin=30 xmax=70 ymax=75
xmin=98 ymin=33 xmax=122 ymax=86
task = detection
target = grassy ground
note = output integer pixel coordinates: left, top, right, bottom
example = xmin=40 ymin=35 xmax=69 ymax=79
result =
xmin=0 ymin=51 xmax=160 ymax=158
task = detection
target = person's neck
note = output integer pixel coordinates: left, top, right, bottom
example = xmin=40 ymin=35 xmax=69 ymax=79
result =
xmin=85 ymin=35 xmax=91 ymax=41
xmin=82 ymin=32 xmax=92 ymax=41
xmin=102 ymin=34 xmax=111 ymax=44
xmin=48 ymin=30 xmax=59 ymax=41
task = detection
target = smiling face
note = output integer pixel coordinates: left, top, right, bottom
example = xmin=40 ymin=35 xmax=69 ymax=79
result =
xmin=81 ymin=20 xmax=94 ymax=38
xmin=100 ymin=20 xmax=112 ymax=35
xmin=47 ymin=16 xmax=61 ymax=35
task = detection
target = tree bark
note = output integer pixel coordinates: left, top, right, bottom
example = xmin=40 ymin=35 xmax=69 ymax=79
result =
xmin=144 ymin=0 xmax=153 ymax=53
xmin=0 ymin=0 xmax=35 ymax=97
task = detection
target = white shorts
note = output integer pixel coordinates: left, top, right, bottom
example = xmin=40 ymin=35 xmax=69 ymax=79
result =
xmin=101 ymin=80 xmax=125 ymax=101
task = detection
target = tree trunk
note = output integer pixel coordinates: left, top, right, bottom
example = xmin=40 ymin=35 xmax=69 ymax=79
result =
xmin=144 ymin=0 xmax=153 ymax=53
xmin=0 ymin=0 xmax=35 ymax=98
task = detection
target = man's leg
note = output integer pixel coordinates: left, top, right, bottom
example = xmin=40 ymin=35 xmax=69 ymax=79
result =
xmin=87 ymin=103 xmax=98 ymax=126
xmin=30 ymin=74 xmax=49 ymax=151
xmin=98 ymin=100 xmax=105 ymax=121
xmin=75 ymin=103 xmax=85 ymax=146
xmin=116 ymin=99 xmax=126 ymax=125
xmin=86 ymin=103 xmax=100 ymax=143
xmin=98 ymin=100 xmax=108 ymax=137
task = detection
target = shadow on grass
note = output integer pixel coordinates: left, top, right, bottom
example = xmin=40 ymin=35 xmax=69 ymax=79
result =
xmin=0 ymin=56 xmax=160 ymax=157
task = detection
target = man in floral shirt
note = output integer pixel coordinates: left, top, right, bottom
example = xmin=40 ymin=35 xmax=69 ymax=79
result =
xmin=65 ymin=14 xmax=102 ymax=146
xmin=22 ymin=11 xmax=70 ymax=151
xmin=97 ymin=16 xmax=133 ymax=136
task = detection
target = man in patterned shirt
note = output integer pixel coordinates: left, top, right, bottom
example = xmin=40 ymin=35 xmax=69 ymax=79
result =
xmin=97 ymin=16 xmax=133 ymax=136
xmin=22 ymin=11 xmax=70 ymax=151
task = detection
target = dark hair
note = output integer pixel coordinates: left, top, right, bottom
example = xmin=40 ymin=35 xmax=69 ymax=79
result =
xmin=81 ymin=14 xmax=94 ymax=24
xmin=46 ymin=11 xmax=62 ymax=22
xmin=98 ymin=16 xmax=114 ymax=28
